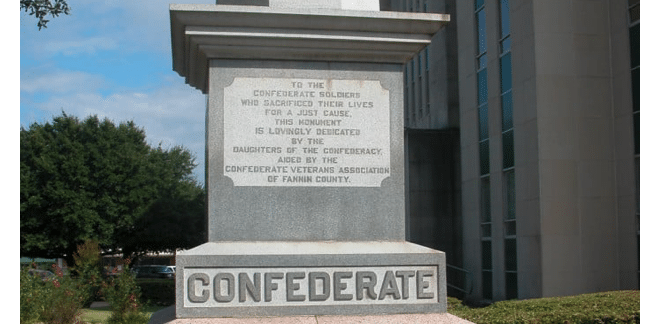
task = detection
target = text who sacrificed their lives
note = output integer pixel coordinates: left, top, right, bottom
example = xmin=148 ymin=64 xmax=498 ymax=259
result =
xmin=252 ymin=89 xmax=371 ymax=108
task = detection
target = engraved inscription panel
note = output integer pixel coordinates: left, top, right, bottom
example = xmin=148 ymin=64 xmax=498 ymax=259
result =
xmin=184 ymin=266 xmax=438 ymax=307
xmin=224 ymin=78 xmax=390 ymax=187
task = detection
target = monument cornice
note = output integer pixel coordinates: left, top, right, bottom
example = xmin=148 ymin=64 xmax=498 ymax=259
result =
xmin=170 ymin=4 xmax=449 ymax=93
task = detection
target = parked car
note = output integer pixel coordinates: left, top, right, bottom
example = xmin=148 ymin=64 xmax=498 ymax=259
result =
xmin=132 ymin=265 xmax=175 ymax=279
xmin=27 ymin=269 xmax=55 ymax=281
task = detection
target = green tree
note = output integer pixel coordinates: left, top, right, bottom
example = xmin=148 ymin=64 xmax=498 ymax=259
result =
xmin=20 ymin=112 xmax=204 ymax=263
xmin=21 ymin=0 xmax=71 ymax=30
xmin=120 ymin=146 xmax=206 ymax=256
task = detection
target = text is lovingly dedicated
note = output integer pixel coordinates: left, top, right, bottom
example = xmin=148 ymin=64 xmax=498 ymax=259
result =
xmin=223 ymin=78 xmax=390 ymax=187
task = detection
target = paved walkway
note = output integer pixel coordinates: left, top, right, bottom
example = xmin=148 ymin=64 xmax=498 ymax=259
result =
xmin=148 ymin=306 xmax=475 ymax=324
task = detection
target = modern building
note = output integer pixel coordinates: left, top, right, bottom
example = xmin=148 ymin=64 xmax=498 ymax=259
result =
xmin=382 ymin=0 xmax=640 ymax=303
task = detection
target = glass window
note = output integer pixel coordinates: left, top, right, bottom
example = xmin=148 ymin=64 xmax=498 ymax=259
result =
xmin=500 ymin=53 xmax=512 ymax=92
xmin=478 ymin=69 xmax=488 ymax=105
xmin=504 ymin=238 xmax=517 ymax=271
xmin=482 ymin=241 xmax=492 ymax=270
xmin=480 ymin=140 xmax=490 ymax=175
xmin=500 ymin=0 xmax=510 ymax=37
xmin=629 ymin=5 xmax=639 ymax=22
xmin=502 ymin=130 xmax=514 ymax=169
xmin=481 ymin=177 xmax=491 ymax=222
xmin=632 ymin=68 xmax=639 ymax=112
xmin=628 ymin=0 xmax=639 ymax=24
xmin=636 ymin=156 xmax=640 ymax=208
xmin=479 ymin=104 xmax=489 ymax=141
xmin=477 ymin=9 xmax=487 ymax=55
xmin=502 ymin=92 xmax=513 ymax=131
xmin=628 ymin=0 xmax=639 ymax=157
xmin=482 ymin=224 xmax=492 ymax=238
xmin=482 ymin=239 xmax=493 ymax=300
xmin=482 ymin=270 xmax=493 ymax=300
xmin=476 ymin=0 xmax=485 ymax=11
xmin=505 ymin=221 xmax=516 ymax=236
xmin=505 ymin=272 xmax=518 ymax=300
xmin=501 ymin=38 xmax=511 ymax=53
xmin=634 ymin=112 xmax=639 ymax=155
xmin=629 ymin=25 xmax=639 ymax=68
xmin=505 ymin=238 xmax=518 ymax=300
xmin=478 ymin=54 xmax=488 ymax=70
xmin=504 ymin=170 xmax=516 ymax=220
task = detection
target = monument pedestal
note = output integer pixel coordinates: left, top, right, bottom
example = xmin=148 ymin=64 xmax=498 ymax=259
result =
xmin=169 ymin=2 xmax=450 ymax=319
xmin=176 ymin=242 xmax=446 ymax=317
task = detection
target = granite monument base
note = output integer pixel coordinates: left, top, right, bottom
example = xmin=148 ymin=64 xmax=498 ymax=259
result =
xmin=176 ymin=241 xmax=446 ymax=318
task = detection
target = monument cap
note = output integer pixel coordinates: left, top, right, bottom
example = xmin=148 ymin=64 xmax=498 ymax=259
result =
xmin=216 ymin=0 xmax=380 ymax=11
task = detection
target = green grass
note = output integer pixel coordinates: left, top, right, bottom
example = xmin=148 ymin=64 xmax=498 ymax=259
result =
xmin=80 ymin=305 xmax=168 ymax=324
xmin=448 ymin=290 xmax=640 ymax=324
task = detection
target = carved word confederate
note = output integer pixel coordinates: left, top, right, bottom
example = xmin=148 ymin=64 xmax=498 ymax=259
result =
xmin=186 ymin=269 xmax=436 ymax=306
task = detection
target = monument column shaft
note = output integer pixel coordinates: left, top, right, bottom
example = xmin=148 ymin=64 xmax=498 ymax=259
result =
xmin=206 ymin=60 xmax=405 ymax=242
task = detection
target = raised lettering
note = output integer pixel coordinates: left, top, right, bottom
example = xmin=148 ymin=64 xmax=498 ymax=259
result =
xmin=187 ymin=273 xmax=210 ymax=303
xmin=308 ymin=272 xmax=330 ymax=301
xmin=416 ymin=270 xmax=434 ymax=299
xmin=286 ymin=272 xmax=306 ymax=302
xmin=213 ymin=273 xmax=235 ymax=303
xmin=396 ymin=271 xmax=415 ymax=299
xmin=264 ymin=272 xmax=284 ymax=302
xmin=378 ymin=271 xmax=401 ymax=300
xmin=239 ymin=272 xmax=261 ymax=302
xmin=356 ymin=271 xmax=377 ymax=300
xmin=333 ymin=272 xmax=353 ymax=301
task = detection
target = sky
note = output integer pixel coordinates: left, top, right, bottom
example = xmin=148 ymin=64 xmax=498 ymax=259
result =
xmin=20 ymin=1 xmax=214 ymax=183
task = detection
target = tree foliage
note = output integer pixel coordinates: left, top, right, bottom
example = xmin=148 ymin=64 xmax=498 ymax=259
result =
xmin=120 ymin=146 xmax=206 ymax=256
xmin=20 ymin=0 xmax=71 ymax=30
xmin=20 ymin=113 xmax=205 ymax=262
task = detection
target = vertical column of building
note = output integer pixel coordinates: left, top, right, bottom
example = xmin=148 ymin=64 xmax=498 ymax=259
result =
xmin=402 ymin=0 xmax=431 ymax=127
xmin=498 ymin=0 xmax=516 ymax=300
xmin=474 ymin=0 xmax=492 ymax=301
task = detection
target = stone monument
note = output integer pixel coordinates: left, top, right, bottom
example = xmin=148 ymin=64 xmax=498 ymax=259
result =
xmin=169 ymin=0 xmax=450 ymax=319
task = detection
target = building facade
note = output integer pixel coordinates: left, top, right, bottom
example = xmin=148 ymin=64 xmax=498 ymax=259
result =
xmin=383 ymin=0 xmax=640 ymax=302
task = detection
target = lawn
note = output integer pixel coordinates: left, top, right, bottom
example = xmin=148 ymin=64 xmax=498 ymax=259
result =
xmin=80 ymin=305 xmax=167 ymax=324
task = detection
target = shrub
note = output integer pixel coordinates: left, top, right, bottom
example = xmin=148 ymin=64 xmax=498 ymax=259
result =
xmin=137 ymin=279 xmax=175 ymax=306
xmin=72 ymin=240 xmax=104 ymax=307
xmin=20 ymin=263 xmax=85 ymax=324
xmin=20 ymin=264 xmax=46 ymax=324
xmin=103 ymin=259 xmax=151 ymax=324
xmin=449 ymin=291 xmax=640 ymax=324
